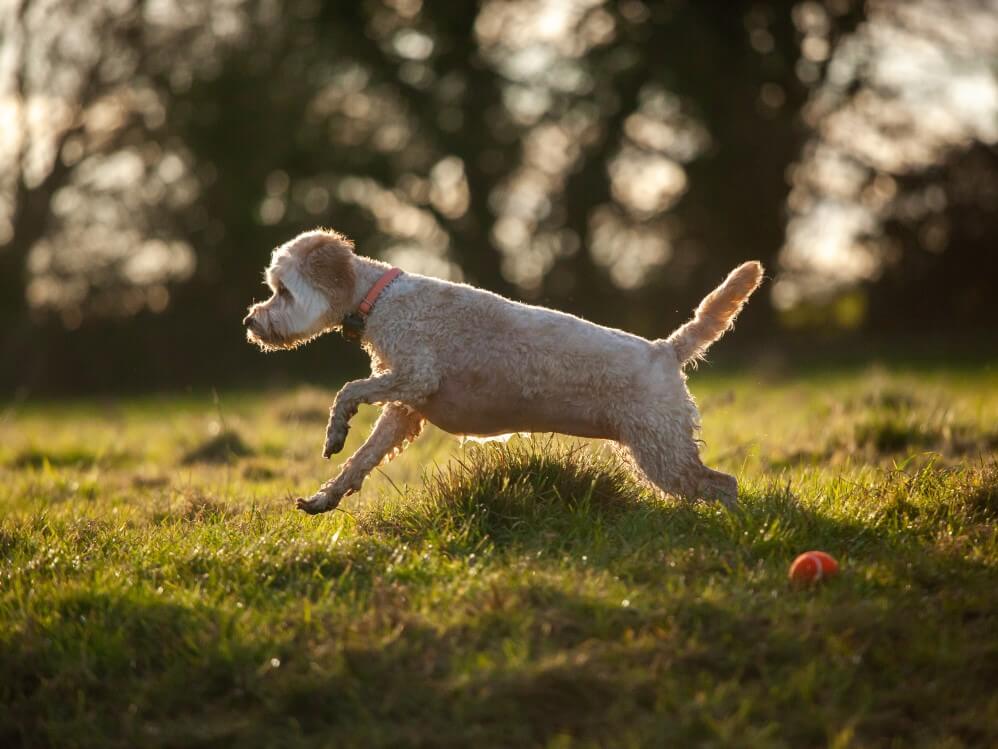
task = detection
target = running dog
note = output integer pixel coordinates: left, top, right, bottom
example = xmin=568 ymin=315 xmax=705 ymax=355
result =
xmin=243 ymin=229 xmax=763 ymax=514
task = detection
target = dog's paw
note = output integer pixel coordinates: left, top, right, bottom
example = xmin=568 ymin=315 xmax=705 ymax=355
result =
xmin=295 ymin=489 xmax=343 ymax=515
xmin=322 ymin=424 xmax=349 ymax=458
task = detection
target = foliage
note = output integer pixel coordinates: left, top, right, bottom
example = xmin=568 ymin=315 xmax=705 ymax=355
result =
xmin=3 ymin=0 xmax=997 ymax=392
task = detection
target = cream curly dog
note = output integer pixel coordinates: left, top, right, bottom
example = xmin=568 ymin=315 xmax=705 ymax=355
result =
xmin=243 ymin=229 xmax=763 ymax=514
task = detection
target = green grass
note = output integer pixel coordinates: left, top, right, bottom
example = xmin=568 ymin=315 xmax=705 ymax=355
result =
xmin=1 ymin=366 xmax=997 ymax=748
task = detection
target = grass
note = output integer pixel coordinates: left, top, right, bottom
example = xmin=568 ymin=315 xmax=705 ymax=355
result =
xmin=1 ymin=364 xmax=997 ymax=747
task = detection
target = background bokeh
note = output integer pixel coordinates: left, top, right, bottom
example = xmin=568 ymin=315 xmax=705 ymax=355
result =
xmin=2 ymin=0 xmax=997 ymax=393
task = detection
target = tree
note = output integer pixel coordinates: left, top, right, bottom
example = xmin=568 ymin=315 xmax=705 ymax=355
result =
xmin=0 ymin=0 xmax=251 ymax=368
xmin=777 ymin=0 xmax=998 ymax=330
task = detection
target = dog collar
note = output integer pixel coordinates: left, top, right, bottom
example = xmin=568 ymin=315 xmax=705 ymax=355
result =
xmin=341 ymin=267 xmax=403 ymax=343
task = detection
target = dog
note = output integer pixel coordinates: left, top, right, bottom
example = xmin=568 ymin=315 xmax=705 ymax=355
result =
xmin=243 ymin=229 xmax=763 ymax=514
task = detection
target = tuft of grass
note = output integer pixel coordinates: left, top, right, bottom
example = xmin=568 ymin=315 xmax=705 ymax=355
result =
xmin=242 ymin=462 xmax=278 ymax=481
xmin=360 ymin=438 xmax=644 ymax=548
xmin=181 ymin=429 xmax=253 ymax=465
xmin=853 ymin=409 xmax=934 ymax=453
xmin=845 ymin=385 xmax=998 ymax=458
xmin=154 ymin=489 xmax=241 ymax=524
xmin=952 ymin=462 xmax=998 ymax=521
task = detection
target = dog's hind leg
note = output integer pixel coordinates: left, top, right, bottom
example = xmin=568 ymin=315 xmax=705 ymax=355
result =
xmin=694 ymin=465 xmax=739 ymax=508
xmin=618 ymin=420 xmax=738 ymax=508
xmin=299 ymin=403 xmax=424 ymax=514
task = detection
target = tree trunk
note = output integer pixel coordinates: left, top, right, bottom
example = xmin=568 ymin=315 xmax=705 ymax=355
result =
xmin=1 ymin=181 xmax=55 ymax=389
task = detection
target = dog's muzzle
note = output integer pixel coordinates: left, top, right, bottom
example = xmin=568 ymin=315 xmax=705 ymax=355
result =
xmin=243 ymin=314 xmax=262 ymax=335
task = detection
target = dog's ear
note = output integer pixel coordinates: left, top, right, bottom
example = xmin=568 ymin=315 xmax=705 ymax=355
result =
xmin=302 ymin=231 xmax=357 ymax=311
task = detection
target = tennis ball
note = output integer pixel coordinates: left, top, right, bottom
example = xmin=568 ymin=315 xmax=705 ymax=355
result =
xmin=789 ymin=550 xmax=839 ymax=584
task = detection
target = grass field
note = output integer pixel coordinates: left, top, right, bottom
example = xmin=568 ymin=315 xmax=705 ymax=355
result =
xmin=2 ymin=362 xmax=997 ymax=747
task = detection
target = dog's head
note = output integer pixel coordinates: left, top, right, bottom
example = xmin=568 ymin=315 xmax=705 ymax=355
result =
xmin=243 ymin=229 xmax=357 ymax=351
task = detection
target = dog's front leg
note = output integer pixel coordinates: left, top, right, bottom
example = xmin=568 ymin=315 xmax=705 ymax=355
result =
xmin=298 ymin=404 xmax=425 ymax=514
xmin=323 ymin=366 xmax=437 ymax=457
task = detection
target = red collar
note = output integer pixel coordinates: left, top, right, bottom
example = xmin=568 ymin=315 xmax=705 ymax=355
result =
xmin=341 ymin=267 xmax=402 ymax=343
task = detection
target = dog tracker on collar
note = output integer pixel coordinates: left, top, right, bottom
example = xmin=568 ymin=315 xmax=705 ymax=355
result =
xmin=341 ymin=267 xmax=403 ymax=343
xmin=340 ymin=312 xmax=366 ymax=342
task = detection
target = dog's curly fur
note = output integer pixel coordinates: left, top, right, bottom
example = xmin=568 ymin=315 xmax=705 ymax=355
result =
xmin=243 ymin=229 xmax=763 ymax=514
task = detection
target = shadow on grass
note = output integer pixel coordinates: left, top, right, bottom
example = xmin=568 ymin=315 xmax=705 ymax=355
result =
xmin=6 ymin=581 xmax=990 ymax=748
xmin=8 ymin=445 xmax=133 ymax=470
xmin=0 ymin=591 xmax=264 ymax=748
xmin=283 ymin=587 xmax=943 ymax=746
xmin=0 ymin=587 xmax=655 ymax=747
xmin=0 ymin=592 xmax=777 ymax=746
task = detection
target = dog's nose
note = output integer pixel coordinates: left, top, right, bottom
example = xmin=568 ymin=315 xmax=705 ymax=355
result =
xmin=243 ymin=313 xmax=258 ymax=331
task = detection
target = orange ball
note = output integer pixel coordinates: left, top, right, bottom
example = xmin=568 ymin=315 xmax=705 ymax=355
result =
xmin=789 ymin=551 xmax=839 ymax=584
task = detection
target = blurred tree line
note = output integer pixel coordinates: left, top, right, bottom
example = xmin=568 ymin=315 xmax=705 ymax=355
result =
xmin=2 ymin=0 xmax=996 ymax=394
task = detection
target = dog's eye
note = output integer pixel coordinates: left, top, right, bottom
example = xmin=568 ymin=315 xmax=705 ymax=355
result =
xmin=277 ymin=284 xmax=292 ymax=300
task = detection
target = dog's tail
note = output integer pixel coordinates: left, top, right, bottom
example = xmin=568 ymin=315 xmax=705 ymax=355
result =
xmin=665 ymin=261 xmax=764 ymax=366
